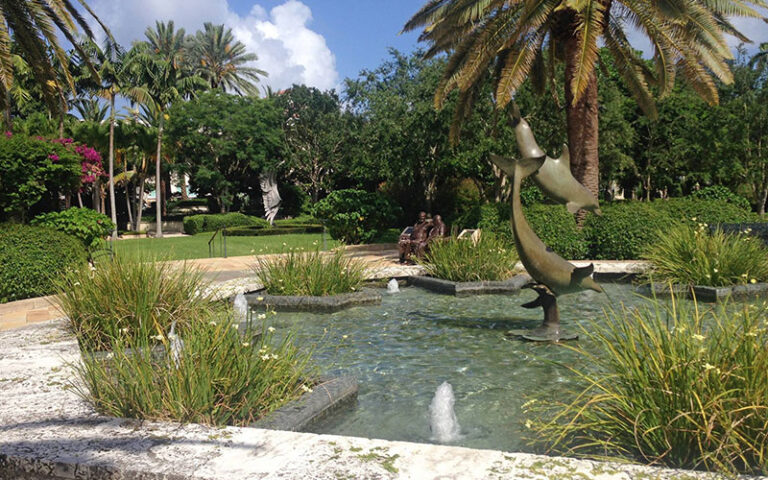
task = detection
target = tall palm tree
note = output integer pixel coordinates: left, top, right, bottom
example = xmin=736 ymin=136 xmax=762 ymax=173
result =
xmin=188 ymin=22 xmax=266 ymax=95
xmin=0 ymin=0 xmax=108 ymax=125
xmin=404 ymin=0 xmax=767 ymax=198
xmin=77 ymin=39 xmax=146 ymax=238
xmin=72 ymin=96 xmax=108 ymax=123
xmin=127 ymin=21 xmax=206 ymax=237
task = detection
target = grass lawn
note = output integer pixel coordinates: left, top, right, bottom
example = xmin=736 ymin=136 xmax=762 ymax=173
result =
xmin=112 ymin=233 xmax=339 ymax=261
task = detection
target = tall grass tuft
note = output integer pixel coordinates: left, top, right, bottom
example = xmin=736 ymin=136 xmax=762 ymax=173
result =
xmin=524 ymin=293 xmax=768 ymax=476
xmin=74 ymin=314 xmax=315 ymax=426
xmin=420 ymin=234 xmax=519 ymax=282
xmin=643 ymin=223 xmax=768 ymax=286
xmin=254 ymin=248 xmax=366 ymax=296
xmin=57 ymin=256 xmax=215 ymax=351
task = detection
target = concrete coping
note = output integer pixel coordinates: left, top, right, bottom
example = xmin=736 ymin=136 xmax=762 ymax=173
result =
xmin=246 ymin=288 xmax=382 ymax=313
xmin=637 ymin=282 xmax=768 ymax=302
xmin=408 ymin=274 xmax=533 ymax=297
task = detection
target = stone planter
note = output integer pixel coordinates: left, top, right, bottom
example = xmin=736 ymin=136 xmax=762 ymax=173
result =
xmin=408 ymin=274 xmax=532 ymax=297
xmin=251 ymin=376 xmax=358 ymax=432
xmin=636 ymin=282 xmax=768 ymax=302
xmin=247 ymin=288 xmax=381 ymax=313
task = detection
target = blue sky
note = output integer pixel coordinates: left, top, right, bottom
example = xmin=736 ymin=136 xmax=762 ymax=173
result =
xmin=85 ymin=0 xmax=768 ymax=93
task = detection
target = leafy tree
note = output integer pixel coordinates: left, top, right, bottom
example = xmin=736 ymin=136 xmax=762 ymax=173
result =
xmin=274 ymin=85 xmax=350 ymax=202
xmin=127 ymin=21 xmax=207 ymax=236
xmin=188 ymin=23 xmax=266 ymax=96
xmin=403 ymin=0 xmax=766 ymax=200
xmin=167 ymin=92 xmax=282 ymax=212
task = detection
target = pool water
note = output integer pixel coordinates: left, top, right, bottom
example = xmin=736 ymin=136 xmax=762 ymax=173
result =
xmin=250 ymin=284 xmax=691 ymax=452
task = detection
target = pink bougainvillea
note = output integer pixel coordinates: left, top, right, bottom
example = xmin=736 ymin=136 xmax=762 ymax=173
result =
xmin=73 ymin=144 xmax=106 ymax=185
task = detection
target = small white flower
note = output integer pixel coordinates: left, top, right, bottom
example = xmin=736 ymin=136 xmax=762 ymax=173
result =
xmin=751 ymin=278 xmax=758 ymax=284
xmin=267 ymin=326 xmax=276 ymax=332
xmin=713 ymin=268 xmax=718 ymax=273
xmin=257 ymin=313 xmax=267 ymax=320
xmin=74 ymin=281 xmax=81 ymax=286
xmin=270 ymin=353 xmax=279 ymax=360
xmin=151 ymin=334 xmax=164 ymax=341
xmin=242 ymin=342 xmax=250 ymax=347
xmin=301 ymin=384 xmax=313 ymax=393
xmin=261 ymin=354 xmax=270 ymax=361
xmin=525 ymin=419 xmax=533 ymax=429
xmin=209 ymin=321 xmax=217 ymax=326
xmin=120 ymin=327 xmax=130 ymax=334
xmin=692 ymin=334 xmax=705 ymax=341
xmin=342 ymin=334 xmax=349 ymax=339
xmin=257 ymin=296 xmax=264 ymax=301
xmin=232 ymin=324 xmax=239 ymax=330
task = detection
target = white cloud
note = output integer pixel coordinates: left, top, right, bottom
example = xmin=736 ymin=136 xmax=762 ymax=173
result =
xmin=88 ymin=0 xmax=338 ymax=91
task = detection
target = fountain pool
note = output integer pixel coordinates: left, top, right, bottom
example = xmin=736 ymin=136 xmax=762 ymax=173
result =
xmin=249 ymin=284 xmax=744 ymax=452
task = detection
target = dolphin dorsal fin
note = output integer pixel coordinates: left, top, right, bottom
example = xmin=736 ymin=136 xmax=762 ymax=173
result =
xmin=559 ymin=144 xmax=570 ymax=167
xmin=572 ymin=263 xmax=595 ymax=280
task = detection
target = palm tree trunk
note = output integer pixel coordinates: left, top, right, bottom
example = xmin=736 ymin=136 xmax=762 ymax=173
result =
xmin=125 ymin=177 xmax=134 ymax=228
xmin=108 ymin=94 xmax=118 ymax=239
xmin=135 ymin=174 xmax=146 ymax=232
xmin=563 ymin=35 xmax=600 ymax=204
xmin=155 ymin=115 xmax=164 ymax=238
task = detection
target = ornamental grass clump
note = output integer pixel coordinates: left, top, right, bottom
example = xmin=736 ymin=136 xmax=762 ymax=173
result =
xmin=421 ymin=234 xmax=518 ymax=282
xmin=254 ymin=248 xmax=366 ymax=296
xmin=524 ymin=294 xmax=768 ymax=476
xmin=57 ymin=255 xmax=215 ymax=351
xmin=643 ymin=222 xmax=768 ymax=287
xmin=74 ymin=314 xmax=315 ymax=426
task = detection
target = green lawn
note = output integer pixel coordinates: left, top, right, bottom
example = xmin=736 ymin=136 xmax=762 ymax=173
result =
xmin=112 ymin=233 xmax=339 ymax=261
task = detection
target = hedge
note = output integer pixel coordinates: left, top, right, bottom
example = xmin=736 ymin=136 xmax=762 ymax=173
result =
xmin=224 ymin=224 xmax=324 ymax=236
xmin=183 ymin=213 xmax=269 ymax=235
xmin=583 ymin=203 xmax=673 ymax=260
xmin=0 ymin=224 xmax=87 ymax=303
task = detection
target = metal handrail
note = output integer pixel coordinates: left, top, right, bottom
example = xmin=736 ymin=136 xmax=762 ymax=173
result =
xmin=208 ymin=228 xmax=227 ymax=258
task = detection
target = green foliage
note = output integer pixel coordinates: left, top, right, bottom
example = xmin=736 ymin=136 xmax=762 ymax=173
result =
xmin=254 ymin=248 xmax=366 ymax=296
xmin=690 ymin=186 xmax=752 ymax=211
xmin=313 ymin=189 xmax=401 ymax=244
xmin=655 ymin=197 xmax=759 ymax=226
xmin=525 ymin=296 xmax=768 ymax=476
xmin=421 ymin=234 xmax=519 ymax=282
xmin=224 ymin=225 xmax=323 ymax=237
xmin=0 ymin=135 xmax=81 ymax=221
xmin=374 ymin=228 xmax=402 ymax=244
xmin=58 ymin=257 xmax=215 ymax=351
xmin=274 ymin=215 xmax=318 ymax=226
xmin=643 ymin=224 xmax=768 ymax=286
xmin=524 ymin=205 xmax=589 ymax=260
xmin=584 ymin=203 xmax=673 ymax=260
xmin=183 ymin=213 xmax=268 ymax=235
xmin=32 ymin=208 xmax=114 ymax=248
xmin=167 ymin=92 xmax=282 ymax=211
xmin=75 ymin=314 xmax=313 ymax=427
xmin=0 ymin=224 xmax=87 ymax=303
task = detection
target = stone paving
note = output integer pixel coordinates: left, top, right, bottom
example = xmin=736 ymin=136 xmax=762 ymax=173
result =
xmin=0 ymin=320 xmax=742 ymax=480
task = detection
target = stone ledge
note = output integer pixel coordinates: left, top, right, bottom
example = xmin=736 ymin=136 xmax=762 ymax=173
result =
xmin=247 ymin=288 xmax=382 ymax=313
xmin=408 ymin=274 xmax=532 ymax=297
xmin=637 ymin=282 xmax=768 ymax=302
xmin=251 ymin=376 xmax=358 ymax=432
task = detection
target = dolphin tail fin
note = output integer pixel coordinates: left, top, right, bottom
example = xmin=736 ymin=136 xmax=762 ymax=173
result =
xmin=573 ymin=264 xmax=594 ymax=280
xmin=514 ymin=155 xmax=546 ymax=180
xmin=559 ymin=144 xmax=570 ymax=166
xmin=566 ymin=201 xmax=580 ymax=214
xmin=509 ymin=102 xmax=522 ymax=127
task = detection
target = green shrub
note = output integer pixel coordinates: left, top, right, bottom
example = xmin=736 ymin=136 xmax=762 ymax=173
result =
xmin=525 ymin=295 xmax=768 ymax=476
xmin=642 ymin=223 xmax=768 ymax=286
xmin=584 ymin=202 xmax=673 ymax=260
xmin=224 ymin=225 xmax=323 ymax=236
xmin=525 ymin=204 xmax=589 ymax=260
xmin=254 ymin=248 xmax=366 ymax=296
xmin=182 ymin=213 xmax=268 ymax=234
xmin=32 ymin=207 xmax=114 ymax=248
xmin=312 ymin=189 xmax=401 ymax=244
xmin=57 ymin=257 xmax=215 ymax=351
xmin=274 ymin=215 xmax=318 ymax=226
xmin=0 ymin=224 xmax=87 ymax=303
xmin=690 ymin=186 xmax=752 ymax=211
xmin=373 ymin=228 xmax=402 ymax=243
xmin=183 ymin=215 xmax=205 ymax=235
xmin=74 ymin=302 xmax=314 ymax=426
xmin=421 ymin=234 xmax=519 ymax=282
xmin=654 ymin=197 xmax=758 ymax=226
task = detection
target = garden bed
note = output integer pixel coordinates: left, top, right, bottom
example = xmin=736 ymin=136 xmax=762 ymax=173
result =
xmin=247 ymin=288 xmax=382 ymax=313
xmin=407 ymin=274 xmax=532 ymax=297
xmin=251 ymin=376 xmax=358 ymax=431
xmin=637 ymin=282 xmax=768 ymax=302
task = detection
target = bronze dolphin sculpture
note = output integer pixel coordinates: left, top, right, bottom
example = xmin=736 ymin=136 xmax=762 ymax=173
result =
xmin=508 ymin=105 xmax=602 ymax=215
xmin=490 ymin=153 xmax=603 ymax=297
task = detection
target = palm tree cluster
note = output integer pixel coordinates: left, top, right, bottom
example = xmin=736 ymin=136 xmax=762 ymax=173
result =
xmin=3 ymin=7 xmax=267 ymax=237
xmin=404 ymin=0 xmax=767 ymax=198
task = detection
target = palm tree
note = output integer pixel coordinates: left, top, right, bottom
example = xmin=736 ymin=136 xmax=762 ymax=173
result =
xmin=188 ymin=22 xmax=266 ymax=95
xmin=77 ymin=39 xmax=146 ymax=238
xmin=72 ymin=96 xmax=109 ymax=123
xmin=0 ymin=0 xmax=108 ymax=124
xmin=750 ymin=42 xmax=768 ymax=72
xmin=127 ymin=21 xmax=206 ymax=237
xmin=404 ymin=0 xmax=767 ymax=198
